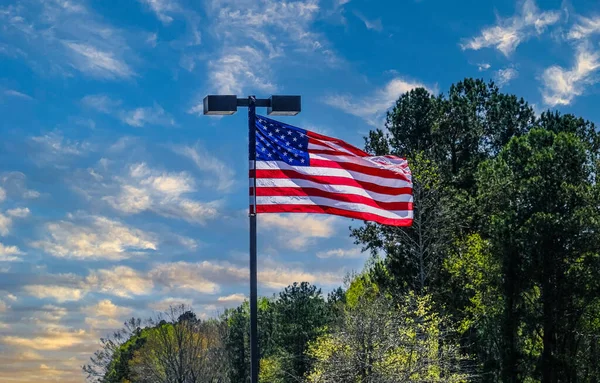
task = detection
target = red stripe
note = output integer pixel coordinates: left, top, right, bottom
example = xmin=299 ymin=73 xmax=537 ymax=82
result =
xmin=309 ymin=158 xmax=411 ymax=183
xmin=250 ymin=169 xmax=412 ymax=196
xmin=256 ymin=204 xmax=413 ymax=227
xmin=307 ymin=133 xmax=369 ymax=157
xmin=252 ymin=187 xmax=413 ymax=210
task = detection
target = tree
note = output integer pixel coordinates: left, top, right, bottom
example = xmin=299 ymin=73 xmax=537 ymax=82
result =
xmin=83 ymin=317 xmax=144 ymax=383
xmin=306 ymin=290 xmax=472 ymax=383
xmin=129 ymin=305 xmax=228 ymax=383
xmin=477 ymin=120 xmax=600 ymax=382
xmin=270 ymin=282 xmax=331 ymax=382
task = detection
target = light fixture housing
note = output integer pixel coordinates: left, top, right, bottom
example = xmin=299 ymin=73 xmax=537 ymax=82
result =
xmin=267 ymin=95 xmax=301 ymax=116
xmin=203 ymin=95 xmax=238 ymax=115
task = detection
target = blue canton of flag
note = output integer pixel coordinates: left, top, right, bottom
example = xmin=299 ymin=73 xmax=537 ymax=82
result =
xmin=254 ymin=116 xmax=310 ymax=166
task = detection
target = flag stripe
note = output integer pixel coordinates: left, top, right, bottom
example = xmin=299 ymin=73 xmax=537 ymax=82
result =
xmin=255 ymin=195 xmax=412 ymax=219
xmin=253 ymin=186 xmax=413 ymax=210
xmin=255 ymin=178 xmax=413 ymax=202
xmin=309 ymin=158 xmax=411 ymax=182
xmin=252 ymin=169 xmax=411 ymax=196
xmin=307 ymin=132 xmax=370 ymax=157
xmin=252 ymin=161 xmax=412 ymax=188
xmin=256 ymin=204 xmax=413 ymax=227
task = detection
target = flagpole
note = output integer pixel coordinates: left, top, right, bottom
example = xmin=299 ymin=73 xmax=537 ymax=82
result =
xmin=202 ymin=93 xmax=300 ymax=383
xmin=248 ymin=95 xmax=259 ymax=383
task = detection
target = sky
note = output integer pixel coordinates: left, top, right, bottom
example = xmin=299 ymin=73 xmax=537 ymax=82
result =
xmin=1 ymin=0 xmax=600 ymax=381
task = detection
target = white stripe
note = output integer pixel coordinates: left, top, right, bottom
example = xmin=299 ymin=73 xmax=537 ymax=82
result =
xmin=309 ymin=137 xmax=366 ymax=157
xmin=308 ymin=142 xmax=356 ymax=156
xmin=252 ymin=160 xmax=413 ymax=188
xmin=309 ymin=153 xmax=412 ymax=181
xmin=256 ymin=196 xmax=413 ymax=220
xmin=255 ymin=178 xmax=413 ymax=202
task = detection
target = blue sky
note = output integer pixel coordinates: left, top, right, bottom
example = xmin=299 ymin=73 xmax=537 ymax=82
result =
xmin=1 ymin=0 xmax=600 ymax=381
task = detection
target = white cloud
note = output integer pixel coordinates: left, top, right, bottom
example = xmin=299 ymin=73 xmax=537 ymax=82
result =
xmin=103 ymin=163 xmax=221 ymax=225
xmin=82 ymin=299 xmax=132 ymax=319
xmin=82 ymin=299 xmax=132 ymax=329
xmin=29 ymin=132 xmax=90 ymax=166
xmin=567 ymin=16 xmax=600 ymax=40
xmin=7 ymin=207 xmax=30 ymax=218
xmin=198 ymin=0 xmax=333 ymax=99
xmin=81 ymin=94 xmax=122 ymax=113
xmin=461 ymin=0 xmax=560 ymax=56
xmin=324 ymin=77 xmax=429 ymax=126
xmin=86 ymin=266 xmax=154 ymax=298
xmin=0 ymin=242 xmax=24 ymax=261
xmin=149 ymin=259 xmax=344 ymax=292
xmin=31 ymin=214 xmax=157 ymax=260
xmin=541 ymin=45 xmax=600 ymax=106
xmin=174 ymin=144 xmax=236 ymax=192
xmin=32 ymin=305 xmax=68 ymax=324
xmin=121 ymin=103 xmax=176 ymax=127
xmin=24 ymin=285 xmax=85 ymax=302
xmin=354 ymin=11 xmax=382 ymax=31
xmin=82 ymin=95 xmax=176 ymax=127
xmin=0 ymin=187 xmax=5 ymax=202
xmin=0 ymin=213 xmax=11 ymax=236
xmin=138 ymin=0 xmax=177 ymax=24
xmin=4 ymin=89 xmax=33 ymax=100
xmin=63 ymin=42 xmax=134 ymax=79
xmin=149 ymin=297 xmax=194 ymax=311
xmin=495 ymin=67 xmax=519 ymax=87
xmin=0 ymin=172 xmax=39 ymax=200
xmin=0 ymin=299 xmax=7 ymax=313
xmin=217 ymin=293 xmax=246 ymax=303
xmin=316 ymin=247 xmax=364 ymax=259
xmin=0 ymin=1 xmax=137 ymax=80
xmin=206 ymin=46 xmax=276 ymax=96
xmin=2 ymin=327 xmax=88 ymax=350
xmin=150 ymin=262 xmax=221 ymax=294
xmin=260 ymin=214 xmax=337 ymax=249
xmin=478 ymin=63 xmax=491 ymax=71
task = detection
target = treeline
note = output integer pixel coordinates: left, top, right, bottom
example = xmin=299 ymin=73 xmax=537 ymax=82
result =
xmin=84 ymin=78 xmax=600 ymax=383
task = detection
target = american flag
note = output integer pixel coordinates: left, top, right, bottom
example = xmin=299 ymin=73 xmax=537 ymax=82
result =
xmin=249 ymin=115 xmax=413 ymax=227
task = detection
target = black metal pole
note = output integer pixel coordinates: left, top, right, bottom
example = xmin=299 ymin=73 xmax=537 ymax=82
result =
xmin=248 ymin=95 xmax=259 ymax=383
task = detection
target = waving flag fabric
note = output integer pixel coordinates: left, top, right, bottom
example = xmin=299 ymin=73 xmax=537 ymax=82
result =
xmin=249 ymin=115 xmax=413 ymax=227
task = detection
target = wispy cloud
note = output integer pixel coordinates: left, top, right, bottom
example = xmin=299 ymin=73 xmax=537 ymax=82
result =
xmin=2 ymin=327 xmax=88 ymax=351
xmin=316 ymin=247 xmax=364 ymax=259
xmin=217 ymin=293 xmax=246 ymax=303
xmin=354 ymin=11 xmax=383 ymax=31
xmin=7 ymin=207 xmax=30 ymax=218
xmin=260 ymin=214 xmax=337 ymax=250
xmin=138 ymin=0 xmax=178 ymax=24
xmin=173 ymin=143 xmax=236 ymax=192
xmin=0 ymin=242 xmax=24 ymax=262
xmin=205 ymin=46 xmax=276 ymax=97
xmin=541 ymin=45 xmax=600 ymax=106
xmin=102 ymin=163 xmax=222 ymax=225
xmin=495 ymin=67 xmax=519 ymax=87
xmin=199 ymin=0 xmax=334 ymax=98
xmin=567 ymin=15 xmax=600 ymax=40
xmin=324 ymin=77 xmax=430 ymax=126
xmin=149 ymin=297 xmax=194 ymax=311
xmin=31 ymin=213 xmax=157 ymax=260
xmin=478 ymin=63 xmax=491 ymax=71
xmin=3 ymin=89 xmax=33 ymax=100
xmin=63 ymin=42 xmax=134 ymax=80
xmin=121 ymin=104 xmax=176 ymax=127
xmin=87 ymin=266 xmax=154 ymax=298
xmin=461 ymin=0 xmax=560 ymax=56
xmin=82 ymin=94 xmax=176 ymax=127
xmin=0 ymin=0 xmax=138 ymax=79
xmin=23 ymin=285 xmax=86 ymax=303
